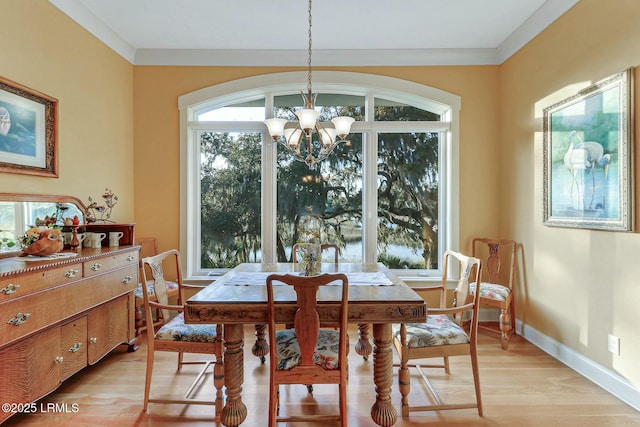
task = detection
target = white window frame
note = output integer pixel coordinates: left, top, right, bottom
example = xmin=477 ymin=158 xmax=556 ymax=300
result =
xmin=179 ymin=71 xmax=461 ymax=282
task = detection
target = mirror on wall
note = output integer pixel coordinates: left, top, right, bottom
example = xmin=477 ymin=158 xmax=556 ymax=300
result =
xmin=0 ymin=193 xmax=87 ymax=254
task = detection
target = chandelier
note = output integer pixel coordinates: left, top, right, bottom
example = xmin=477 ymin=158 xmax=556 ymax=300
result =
xmin=263 ymin=0 xmax=354 ymax=169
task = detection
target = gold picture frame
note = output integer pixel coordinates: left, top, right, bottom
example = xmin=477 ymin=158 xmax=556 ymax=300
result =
xmin=0 ymin=76 xmax=58 ymax=177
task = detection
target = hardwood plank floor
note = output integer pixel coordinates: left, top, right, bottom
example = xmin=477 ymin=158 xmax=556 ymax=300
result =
xmin=3 ymin=325 xmax=639 ymax=427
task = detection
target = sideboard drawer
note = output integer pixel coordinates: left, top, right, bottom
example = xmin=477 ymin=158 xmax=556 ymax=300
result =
xmin=0 ymin=326 xmax=62 ymax=423
xmin=0 ymin=263 xmax=82 ymax=302
xmin=83 ymin=251 xmax=138 ymax=277
xmin=1 ymin=264 xmax=138 ymax=348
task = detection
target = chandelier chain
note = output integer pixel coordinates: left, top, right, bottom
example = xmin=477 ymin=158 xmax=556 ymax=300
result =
xmin=307 ymin=0 xmax=313 ymax=98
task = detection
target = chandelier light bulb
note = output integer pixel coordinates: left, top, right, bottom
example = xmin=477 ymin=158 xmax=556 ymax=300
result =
xmin=319 ymin=127 xmax=337 ymax=146
xmin=331 ymin=116 xmax=355 ymax=139
xmin=295 ymin=108 xmax=320 ymax=133
xmin=284 ymin=128 xmax=303 ymax=148
xmin=263 ymin=118 xmax=287 ymax=140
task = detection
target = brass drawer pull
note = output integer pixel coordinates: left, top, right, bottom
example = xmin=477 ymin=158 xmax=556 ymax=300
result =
xmin=121 ymin=275 xmax=133 ymax=284
xmin=91 ymin=263 xmax=103 ymax=271
xmin=69 ymin=342 xmax=82 ymax=353
xmin=54 ymin=356 xmax=64 ymax=364
xmin=89 ymin=337 xmax=98 ymax=344
xmin=1 ymin=283 xmax=20 ymax=295
xmin=7 ymin=312 xmax=31 ymax=326
xmin=65 ymin=269 xmax=79 ymax=278
xmin=126 ymin=255 xmax=135 ymax=262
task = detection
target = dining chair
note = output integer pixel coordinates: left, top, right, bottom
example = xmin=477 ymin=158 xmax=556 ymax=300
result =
xmin=266 ymin=273 xmax=349 ymax=427
xmin=134 ymin=237 xmax=179 ymax=340
xmin=141 ymin=249 xmax=224 ymax=414
xmin=392 ymin=250 xmax=483 ymax=417
xmin=292 ymin=243 xmax=340 ymax=263
xmin=470 ymin=237 xmax=517 ymax=350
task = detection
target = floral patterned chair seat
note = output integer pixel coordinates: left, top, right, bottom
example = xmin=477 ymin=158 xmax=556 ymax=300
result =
xmin=274 ymin=328 xmax=344 ymax=370
xmin=393 ymin=314 xmax=470 ymax=348
xmin=470 ymin=282 xmax=510 ymax=301
xmin=135 ymin=279 xmax=179 ymax=298
xmin=154 ymin=312 xmax=219 ymax=343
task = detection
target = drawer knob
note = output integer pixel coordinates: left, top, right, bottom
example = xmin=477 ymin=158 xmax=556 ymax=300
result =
xmin=121 ymin=275 xmax=133 ymax=284
xmin=89 ymin=337 xmax=98 ymax=344
xmin=1 ymin=283 xmax=20 ymax=295
xmin=126 ymin=255 xmax=135 ymax=262
xmin=7 ymin=312 xmax=30 ymax=326
xmin=54 ymin=356 xmax=64 ymax=364
xmin=91 ymin=263 xmax=103 ymax=271
xmin=65 ymin=269 xmax=79 ymax=278
xmin=69 ymin=342 xmax=83 ymax=353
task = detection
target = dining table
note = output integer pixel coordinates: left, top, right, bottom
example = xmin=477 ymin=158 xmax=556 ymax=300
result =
xmin=184 ymin=262 xmax=427 ymax=427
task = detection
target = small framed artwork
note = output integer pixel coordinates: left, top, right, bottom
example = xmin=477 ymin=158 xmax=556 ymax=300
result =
xmin=0 ymin=76 xmax=58 ymax=177
xmin=543 ymin=69 xmax=633 ymax=231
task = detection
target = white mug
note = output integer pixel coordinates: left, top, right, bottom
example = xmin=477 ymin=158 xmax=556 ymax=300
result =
xmin=88 ymin=232 xmax=106 ymax=248
xmin=84 ymin=232 xmax=95 ymax=248
xmin=109 ymin=231 xmax=124 ymax=247
xmin=62 ymin=232 xmax=72 ymax=245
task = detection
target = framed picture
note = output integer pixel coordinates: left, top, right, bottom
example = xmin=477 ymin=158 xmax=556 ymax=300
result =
xmin=0 ymin=76 xmax=58 ymax=177
xmin=543 ymin=69 xmax=633 ymax=231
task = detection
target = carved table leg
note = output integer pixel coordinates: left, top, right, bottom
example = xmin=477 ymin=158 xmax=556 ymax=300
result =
xmin=252 ymin=323 xmax=269 ymax=363
xmin=221 ymin=324 xmax=247 ymax=427
xmin=355 ymin=323 xmax=373 ymax=360
xmin=371 ymin=323 xmax=397 ymax=427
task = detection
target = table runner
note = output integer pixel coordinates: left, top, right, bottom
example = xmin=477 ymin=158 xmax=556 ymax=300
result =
xmin=223 ymin=271 xmax=393 ymax=286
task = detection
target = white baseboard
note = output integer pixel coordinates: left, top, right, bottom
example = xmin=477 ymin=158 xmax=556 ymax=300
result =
xmin=517 ymin=319 xmax=640 ymax=411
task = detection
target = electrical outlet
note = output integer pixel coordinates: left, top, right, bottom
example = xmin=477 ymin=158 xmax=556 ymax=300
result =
xmin=608 ymin=334 xmax=620 ymax=356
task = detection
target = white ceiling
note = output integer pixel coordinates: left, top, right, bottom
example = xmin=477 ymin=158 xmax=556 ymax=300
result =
xmin=48 ymin=0 xmax=579 ymax=66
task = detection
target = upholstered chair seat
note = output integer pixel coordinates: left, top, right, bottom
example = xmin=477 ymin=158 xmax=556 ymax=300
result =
xmin=274 ymin=328 xmax=343 ymax=370
xmin=154 ymin=312 xmax=220 ymax=343
xmin=393 ymin=314 xmax=470 ymax=348
xmin=470 ymin=282 xmax=511 ymax=301
xmin=135 ymin=279 xmax=178 ymax=298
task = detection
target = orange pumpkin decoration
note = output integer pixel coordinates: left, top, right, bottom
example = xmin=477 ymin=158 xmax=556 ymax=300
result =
xmin=21 ymin=228 xmax=64 ymax=257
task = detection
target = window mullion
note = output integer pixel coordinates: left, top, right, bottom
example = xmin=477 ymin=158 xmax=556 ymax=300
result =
xmin=362 ymin=130 xmax=377 ymax=263
xmin=262 ymin=94 xmax=277 ymax=263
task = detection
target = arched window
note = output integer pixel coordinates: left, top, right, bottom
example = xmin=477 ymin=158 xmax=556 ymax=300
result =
xmin=179 ymin=71 xmax=460 ymax=280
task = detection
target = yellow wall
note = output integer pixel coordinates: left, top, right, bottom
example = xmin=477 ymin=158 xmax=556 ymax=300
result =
xmin=0 ymin=1 xmax=135 ymax=222
xmin=501 ymin=0 xmax=640 ymax=384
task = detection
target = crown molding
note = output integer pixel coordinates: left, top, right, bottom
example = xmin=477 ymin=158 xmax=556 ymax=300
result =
xmin=50 ymin=0 xmax=580 ymax=66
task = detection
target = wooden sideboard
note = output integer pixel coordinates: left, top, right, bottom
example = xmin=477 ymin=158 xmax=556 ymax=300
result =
xmin=0 ymin=245 xmax=140 ymax=424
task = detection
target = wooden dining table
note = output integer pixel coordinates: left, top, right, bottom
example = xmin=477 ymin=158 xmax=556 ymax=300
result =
xmin=184 ymin=262 xmax=427 ymax=427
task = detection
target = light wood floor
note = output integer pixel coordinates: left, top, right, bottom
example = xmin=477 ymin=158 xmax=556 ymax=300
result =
xmin=4 ymin=325 xmax=639 ymax=427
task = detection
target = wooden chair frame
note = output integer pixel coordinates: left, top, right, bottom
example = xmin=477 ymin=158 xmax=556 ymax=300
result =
xmin=394 ymin=250 xmax=483 ymax=417
xmin=134 ymin=237 xmax=180 ymax=341
xmin=472 ymin=237 xmax=517 ymax=350
xmin=266 ymin=273 xmax=349 ymax=427
xmin=141 ymin=249 xmax=224 ymax=413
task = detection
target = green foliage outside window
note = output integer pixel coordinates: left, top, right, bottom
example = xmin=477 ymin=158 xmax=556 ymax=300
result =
xmin=198 ymin=104 xmax=440 ymax=270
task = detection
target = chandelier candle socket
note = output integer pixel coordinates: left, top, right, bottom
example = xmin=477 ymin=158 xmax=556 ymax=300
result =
xmin=263 ymin=0 xmax=354 ymax=168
